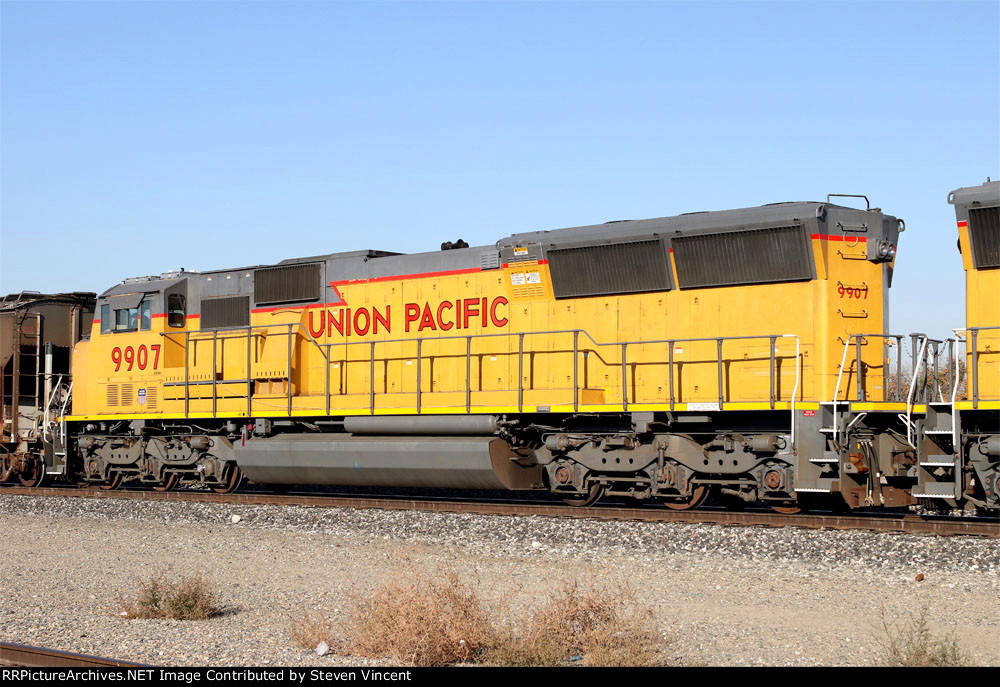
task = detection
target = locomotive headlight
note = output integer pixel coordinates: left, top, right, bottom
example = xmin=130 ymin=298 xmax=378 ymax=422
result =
xmin=875 ymin=241 xmax=896 ymax=262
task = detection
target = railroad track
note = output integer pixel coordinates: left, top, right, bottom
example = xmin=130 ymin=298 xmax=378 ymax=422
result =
xmin=0 ymin=641 xmax=148 ymax=667
xmin=2 ymin=484 xmax=997 ymax=537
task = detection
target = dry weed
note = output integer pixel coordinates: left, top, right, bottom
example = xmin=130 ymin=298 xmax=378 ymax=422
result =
xmin=120 ymin=572 xmax=221 ymax=620
xmin=288 ymin=607 xmax=333 ymax=650
xmin=876 ymin=608 xmax=971 ymax=667
xmin=339 ymin=558 xmax=672 ymax=666
xmin=343 ymin=566 xmax=494 ymax=666
xmin=483 ymin=581 xmax=671 ymax=666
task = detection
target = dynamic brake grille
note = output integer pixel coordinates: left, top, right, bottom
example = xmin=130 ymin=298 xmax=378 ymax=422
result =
xmin=547 ymin=239 xmax=672 ymax=299
xmin=671 ymin=225 xmax=813 ymax=289
xmin=968 ymin=206 xmax=1000 ymax=269
xmin=254 ymin=263 xmax=321 ymax=305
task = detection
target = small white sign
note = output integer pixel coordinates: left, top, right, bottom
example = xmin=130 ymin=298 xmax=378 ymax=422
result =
xmin=687 ymin=402 xmax=720 ymax=411
xmin=526 ymin=271 xmax=541 ymax=284
xmin=513 ymin=246 xmax=528 ymax=256
xmin=511 ymin=273 xmax=526 ymax=286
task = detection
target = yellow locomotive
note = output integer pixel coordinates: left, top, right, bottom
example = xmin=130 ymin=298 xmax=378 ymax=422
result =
xmin=3 ymin=186 xmax=996 ymax=513
xmin=916 ymin=181 xmax=999 ymax=509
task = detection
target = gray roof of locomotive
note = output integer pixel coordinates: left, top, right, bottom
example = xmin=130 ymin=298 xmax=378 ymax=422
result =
xmin=97 ymin=198 xmax=896 ymax=308
xmin=949 ymin=180 xmax=1000 ymax=210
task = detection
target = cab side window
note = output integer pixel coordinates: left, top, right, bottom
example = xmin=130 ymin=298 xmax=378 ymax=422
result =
xmin=168 ymin=294 xmax=186 ymax=328
xmin=101 ymin=297 xmax=152 ymax=333
xmin=115 ymin=307 xmax=138 ymax=332
xmin=140 ymin=300 xmax=151 ymax=331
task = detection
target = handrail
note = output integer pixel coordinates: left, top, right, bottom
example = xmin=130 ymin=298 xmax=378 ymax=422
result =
xmin=315 ymin=330 xmax=800 ymax=417
xmin=951 ymin=329 xmax=966 ymax=406
xmin=911 ymin=333 xmax=946 ymax=406
xmin=162 ymin=323 xmax=802 ymax=438
xmin=172 ymin=322 xmax=793 ymax=351
xmin=42 ymin=374 xmax=64 ymax=443
xmin=58 ymin=380 xmax=73 ymax=447
xmin=831 ymin=333 xmax=922 ymax=448
xmin=831 ymin=332 xmax=907 ymax=408
xmin=950 ymin=325 xmax=1000 ymax=411
xmin=162 ymin=324 xmax=296 ymax=419
xmin=790 ymin=335 xmax=801 ymax=446
xmin=905 ymin=336 xmax=929 ymax=448
xmin=950 ymin=329 xmax=966 ymax=451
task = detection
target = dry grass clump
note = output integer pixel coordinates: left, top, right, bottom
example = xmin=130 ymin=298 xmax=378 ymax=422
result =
xmin=482 ymin=581 xmax=669 ymax=667
xmin=343 ymin=567 xmax=494 ymax=666
xmin=340 ymin=561 xmax=671 ymax=667
xmin=288 ymin=607 xmax=333 ymax=650
xmin=876 ymin=609 xmax=971 ymax=667
xmin=120 ymin=572 xmax=221 ymax=620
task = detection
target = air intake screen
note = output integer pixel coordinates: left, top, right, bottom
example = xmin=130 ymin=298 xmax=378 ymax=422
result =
xmin=254 ymin=263 xmax=322 ymax=305
xmin=968 ymin=207 xmax=1000 ymax=269
xmin=200 ymin=296 xmax=250 ymax=329
xmin=672 ymin=225 xmax=813 ymax=289
xmin=547 ymin=239 xmax=672 ymax=299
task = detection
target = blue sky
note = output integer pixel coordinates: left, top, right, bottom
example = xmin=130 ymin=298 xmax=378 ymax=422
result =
xmin=1 ymin=0 xmax=998 ymax=342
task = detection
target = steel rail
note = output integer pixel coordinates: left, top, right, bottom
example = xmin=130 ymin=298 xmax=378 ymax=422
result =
xmin=1 ymin=486 xmax=996 ymax=538
xmin=0 ymin=641 xmax=150 ymax=668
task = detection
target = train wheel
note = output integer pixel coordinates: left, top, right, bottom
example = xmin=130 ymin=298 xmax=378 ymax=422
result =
xmin=17 ymin=458 xmax=46 ymax=488
xmin=99 ymin=472 xmax=123 ymax=491
xmin=560 ymin=483 xmax=605 ymax=507
xmin=153 ymin=473 xmax=180 ymax=492
xmin=211 ymin=466 xmax=243 ymax=494
xmin=769 ymin=502 xmax=802 ymax=515
xmin=663 ymin=484 xmax=709 ymax=511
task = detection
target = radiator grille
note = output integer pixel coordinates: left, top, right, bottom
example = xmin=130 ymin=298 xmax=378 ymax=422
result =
xmin=121 ymin=384 xmax=134 ymax=406
xmin=254 ymin=263 xmax=322 ymax=305
xmin=201 ymin=296 xmax=250 ymax=329
xmin=968 ymin=206 xmax=1000 ymax=269
xmin=671 ymin=225 xmax=813 ymax=289
xmin=106 ymin=385 xmax=119 ymax=407
xmin=547 ymin=239 xmax=672 ymax=299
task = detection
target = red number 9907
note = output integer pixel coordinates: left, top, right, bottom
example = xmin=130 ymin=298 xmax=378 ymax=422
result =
xmin=837 ymin=285 xmax=868 ymax=299
xmin=111 ymin=345 xmax=160 ymax=372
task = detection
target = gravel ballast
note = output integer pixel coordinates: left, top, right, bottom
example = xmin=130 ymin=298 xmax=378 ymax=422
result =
xmin=1 ymin=493 xmax=997 ymax=666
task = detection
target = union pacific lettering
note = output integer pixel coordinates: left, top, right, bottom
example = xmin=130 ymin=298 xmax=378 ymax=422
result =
xmin=307 ymin=297 xmax=509 ymax=338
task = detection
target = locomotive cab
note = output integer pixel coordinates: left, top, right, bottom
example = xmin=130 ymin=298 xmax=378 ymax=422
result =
xmin=73 ymin=275 xmax=190 ymax=418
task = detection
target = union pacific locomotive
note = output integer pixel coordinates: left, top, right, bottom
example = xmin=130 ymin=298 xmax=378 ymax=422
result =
xmin=2 ymin=182 xmax=998 ymax=513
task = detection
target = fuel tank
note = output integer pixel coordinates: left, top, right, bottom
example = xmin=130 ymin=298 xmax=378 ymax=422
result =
xmin=235 ymin=434 xmax=541 ymax=489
